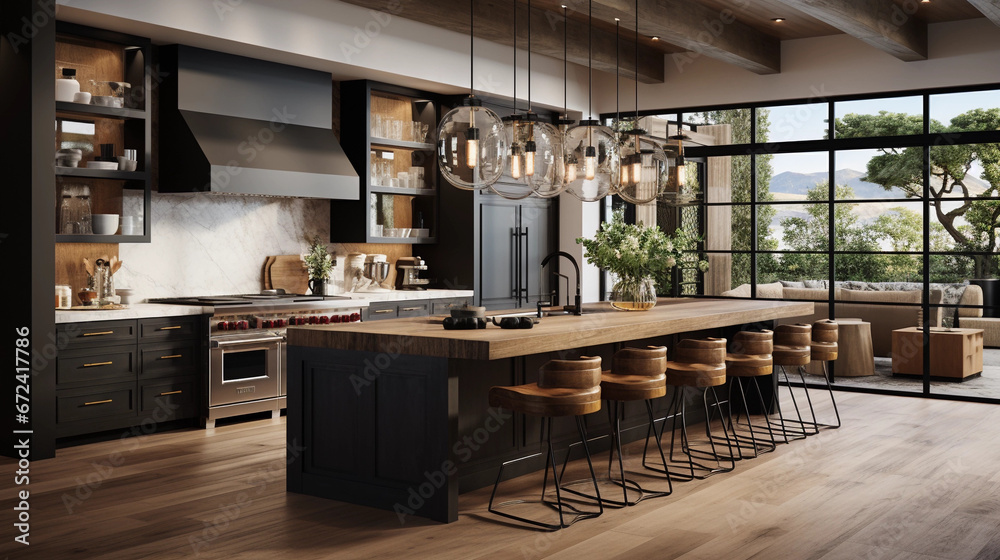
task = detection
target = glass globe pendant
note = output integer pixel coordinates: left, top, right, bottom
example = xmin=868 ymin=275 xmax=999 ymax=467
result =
xmin=618 ymin=131 xmax=667 ymax=205
xmin=437 ymin=97 xmax=507 ymax=190
xmin=436 ymin=0 xmax=506 ymax=191
xmin=564 ymin=119 xmax=618 ymax=202
xmin=492 ymin=114 xmax=533 ymax=199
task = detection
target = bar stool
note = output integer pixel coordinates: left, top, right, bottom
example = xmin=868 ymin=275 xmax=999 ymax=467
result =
xmin=587 ymin=346 xmax=671 ymax=506
xmin=723 ymin=330 xmax=776 ymax=459
xmin=797 ymin=320 xmax=841 ymax=431
xmin=654 ymin=338 xmax=734 ymax=480
xmin=487 ymin=356 xmax=604 ymax=531
xmin=769 ymin=323 xmax=813 ymax=442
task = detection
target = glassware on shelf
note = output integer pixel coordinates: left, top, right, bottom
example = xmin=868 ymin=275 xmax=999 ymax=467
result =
xmin=58 ymin=184 xmax=93 ymax=234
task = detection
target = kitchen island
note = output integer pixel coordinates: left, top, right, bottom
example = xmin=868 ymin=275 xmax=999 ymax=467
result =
xmin=285 ymin=298 xmax=813 ymax=522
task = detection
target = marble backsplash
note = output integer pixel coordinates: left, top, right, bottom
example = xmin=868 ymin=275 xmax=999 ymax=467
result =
xmin=117 ymin=193 xmax=331 ymax=298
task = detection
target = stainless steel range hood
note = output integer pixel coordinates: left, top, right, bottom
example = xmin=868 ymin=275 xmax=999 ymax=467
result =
xmin=158 ymin=45 xmax=358 ymax=199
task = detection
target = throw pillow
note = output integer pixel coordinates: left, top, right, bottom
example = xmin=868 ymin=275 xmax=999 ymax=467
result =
xmin=803 ymin=280 xmax=828 ymax=289
xmin=779 ymin=280 xmax=805 ymax=288
xmin=721 ymin=284 xmax=752 ymax=298
xmin=757 ymin=282 xmax=784 ymax=299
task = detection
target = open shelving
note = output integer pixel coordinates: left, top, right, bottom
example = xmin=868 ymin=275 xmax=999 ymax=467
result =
xmin=54 ymin=23 xmax=152 ymax=244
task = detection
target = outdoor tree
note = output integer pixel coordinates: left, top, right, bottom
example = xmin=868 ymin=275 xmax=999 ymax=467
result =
xmin=835 ymin=108 xmax=1000 ymax=277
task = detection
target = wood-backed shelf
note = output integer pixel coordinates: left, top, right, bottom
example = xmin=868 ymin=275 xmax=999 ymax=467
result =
xmin=56 ymin=234 xmax=147 ymax=243
xmin=370 ymin=185 xmax=437 ymax=196
xmin=56 ymin=101 xmax=147 ymax=120
xmin=370 ymin=137 xmax=434 ymax=150
xmin=55 ymin=167 xmax=148 ymax=183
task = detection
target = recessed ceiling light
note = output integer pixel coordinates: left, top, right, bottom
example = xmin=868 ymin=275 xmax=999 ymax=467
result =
xmin=651 ymin=36 xmax=659 ymax=41
xmin=771 ymin=17 xmax=786 ymax=23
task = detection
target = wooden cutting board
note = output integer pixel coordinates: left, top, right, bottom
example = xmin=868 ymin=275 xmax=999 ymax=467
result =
xmin=266 ymin=255 xmax=309 ymax=295
xmin=262 ymin=256 xmax=276 ymax=289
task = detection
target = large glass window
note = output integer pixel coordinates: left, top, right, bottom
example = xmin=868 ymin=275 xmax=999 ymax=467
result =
xmin=635 ymin=84 xmax=1000 ymax=403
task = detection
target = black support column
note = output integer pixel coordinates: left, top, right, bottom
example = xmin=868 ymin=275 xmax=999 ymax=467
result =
xmin=2 ymin=0 xmax=56 ymax=459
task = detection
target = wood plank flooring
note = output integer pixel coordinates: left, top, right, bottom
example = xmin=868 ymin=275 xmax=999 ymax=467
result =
xmin=4 ymin=390 xmax=1000 ymax=559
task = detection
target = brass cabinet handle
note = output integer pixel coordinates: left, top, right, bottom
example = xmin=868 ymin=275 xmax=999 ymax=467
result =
xmin=83 ymin=330 xmax=115 ymax=337
xmin=84 ymin=399 xmax=112 ymax=406
xmin=159 ymin=390 xmax=183 ymax=396
xmin=158 ymin=325 xmax=183 ymax=331
xmin=374 ymin=309 xmax=393 ymax=314
xmin=400 ymin=307 xmax=423 ymax=312
xmin=83 ymin=361 xmax=113 ymax=367
xmin=159 ymin=354 xmax=182 ymax=360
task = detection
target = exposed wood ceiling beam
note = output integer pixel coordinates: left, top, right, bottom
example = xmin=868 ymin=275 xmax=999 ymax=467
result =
xmin=336 ymin=0 xmax=665 ymax=83
xmin=966 ymin=0 xmax=1000 ymax=28
xmin=772 ymin=0 xmax=927 ymax=61
xmin=588 ymin=0 xmax=782 ymax=75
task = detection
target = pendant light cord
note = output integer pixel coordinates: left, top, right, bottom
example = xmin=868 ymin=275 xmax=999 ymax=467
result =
xmin=634 ymin=0 xmax=639 ymax=123
xmin=470 ymin=0 xmax=474 ymax=94
xmin=563 ymin=6 xmax=568 ymax=117
xmin=588 ymin=0 xmax=593 ymax=121
xmin=615 ymin=19 xmax=620 ymax=124
xmin=513 ymin=0 xmax=517 ymax=113
xmin=527 ymin=0 xmax=531 ymax=112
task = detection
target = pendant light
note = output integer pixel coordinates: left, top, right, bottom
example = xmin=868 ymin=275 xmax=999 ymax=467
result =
xmin=565 ymin=0 xmax=618 ymax=202
xmin=437 ymin=0 xmax=507 ymax=191
xmin=617 ymin=0 xmax=666 ymax=205
xmin=493 ymin=0 xmax=561 ymax=199
xmin=542 ymin=4 xmax=577 ymax=197
xmin=493 ymin=0 xmax=533 ymax=199
xmin=663 ymin=131 xmax=699 ymax=205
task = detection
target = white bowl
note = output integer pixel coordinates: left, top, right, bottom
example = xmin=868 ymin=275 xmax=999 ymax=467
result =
xmin=73 ymin=92 xmax=92 ymax=104
xmin=87 ymin=161 xmax=119 ymax=170
xmin=92 ymin=214 xmax=119 ymax=235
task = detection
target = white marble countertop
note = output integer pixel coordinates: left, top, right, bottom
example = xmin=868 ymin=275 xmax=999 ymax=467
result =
xmin=335 ymin=290 xmax=473 ymax=302
xmin=55 ymin=303 xmax=210 ymax=324
xmin=54 ymin=290 xmax=474 ymax=323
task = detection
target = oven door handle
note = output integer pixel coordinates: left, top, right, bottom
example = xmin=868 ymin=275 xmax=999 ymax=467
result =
xmin=211 ymin=336 xmax=283 ymax=348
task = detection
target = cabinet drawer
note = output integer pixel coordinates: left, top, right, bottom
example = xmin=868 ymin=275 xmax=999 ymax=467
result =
xmin=432 ymin=298 xmax=473 ymax=315
xmin=57 ymin=383 xmax=137 ymax=425
xmin=57 ymin=320 xmax=137 ymax=348
xmin=397 ymin=301 xmax=429 ymax=318
xmin=57 ymin=345 xmax=136 ymax=388
xmin=140 ymin=341 xmax=201 ymax=379
xmin=139 ymin=316 xmax=200 ymax=342
xmin=364 ymin=301 xmax=398 ymax=321
xmin=140 ymin=376 xmax=197 ymax=417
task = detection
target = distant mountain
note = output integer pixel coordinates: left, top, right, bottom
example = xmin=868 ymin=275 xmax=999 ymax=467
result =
xmin=768 ymin=168 xmax=989 ymax=199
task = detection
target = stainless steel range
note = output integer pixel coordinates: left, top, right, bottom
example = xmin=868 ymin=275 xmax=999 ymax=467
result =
xmin=150 ymin=291 xmax=363 ymax=428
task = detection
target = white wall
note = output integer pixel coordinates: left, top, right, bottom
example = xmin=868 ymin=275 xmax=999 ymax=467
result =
xmin=57 ymin=0 xmax=591 ymax=114
xmin=596 ymin=18 xmax=1000 ymax=113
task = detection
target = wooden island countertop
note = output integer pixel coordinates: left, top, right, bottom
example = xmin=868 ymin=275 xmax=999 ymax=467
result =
xmin=286 ymin=298 xmax=815 ymax=360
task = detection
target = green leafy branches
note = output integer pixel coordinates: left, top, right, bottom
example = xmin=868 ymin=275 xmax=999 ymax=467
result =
xmin=576 ymin=210 xmax=707 ymax=285
xmin=303 ymin=235 xmax=333 ymax=280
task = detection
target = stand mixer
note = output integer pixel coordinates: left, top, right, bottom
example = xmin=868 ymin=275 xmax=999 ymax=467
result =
xmin=359 ymin=254 xmax=391 ymax=292
xmin=395 ymin=256 xmax=430 ymax=290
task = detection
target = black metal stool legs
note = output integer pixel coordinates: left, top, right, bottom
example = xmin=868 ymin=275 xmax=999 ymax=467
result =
xmin=488 ymin=416 xmax=603 ymax=531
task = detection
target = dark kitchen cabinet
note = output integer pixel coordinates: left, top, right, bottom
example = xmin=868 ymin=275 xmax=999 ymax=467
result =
xmin=418 ymin=98 xmax=559 ymax=309
xmin=479 ymin=196 xmax=555 ymax=311
xmin=54 ymin=316 xmax=204 ymax=439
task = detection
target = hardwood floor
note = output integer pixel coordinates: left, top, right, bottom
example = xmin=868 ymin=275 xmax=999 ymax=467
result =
xmin=4 ymin=390 xmax=1000 ymax=559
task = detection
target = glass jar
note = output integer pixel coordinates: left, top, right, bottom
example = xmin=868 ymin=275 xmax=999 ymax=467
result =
xmin=610 ymin=276 xmax=657 ymax=311
xmin=55 ymin=285 xmax=72 ymax=308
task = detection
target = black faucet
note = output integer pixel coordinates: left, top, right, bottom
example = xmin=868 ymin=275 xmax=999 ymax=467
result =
xmin=538 ymin=251 xmax=583 ymax=317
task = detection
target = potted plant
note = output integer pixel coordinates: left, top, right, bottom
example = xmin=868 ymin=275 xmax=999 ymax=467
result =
xmin=576 ymin=210 xmax=707 ymax=310
xmin=303 ymin=235 xmax=334 ymax=295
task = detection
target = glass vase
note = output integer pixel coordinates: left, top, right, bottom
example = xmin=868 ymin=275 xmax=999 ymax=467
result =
xmin=610 ymin=276 xmax=657 ymax=311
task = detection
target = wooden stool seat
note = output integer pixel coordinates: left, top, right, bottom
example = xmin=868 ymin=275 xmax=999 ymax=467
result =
xmin=665 ymin=362 xmax=727 ymax=387
xmin=773 ymin=345 xmax=811 ymax=366
xmin=600 ymin=372 xmax=666 ymax=401
xmin=489 ymin=385 xmax=601 ymax=416
xmin=725 ymin=354 xmax=773 ymax=377
xmin=811 ymin=341 xmax=838 ymax=362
